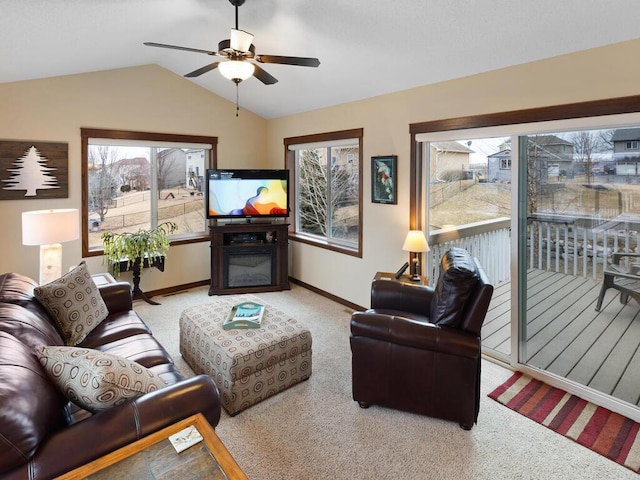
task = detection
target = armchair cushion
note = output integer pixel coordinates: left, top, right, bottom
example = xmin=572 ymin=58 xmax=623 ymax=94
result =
xmin=431 ymin=247 xmax=479 ymax=327
xmin=350 ymin=311 xmax=479 ymax=358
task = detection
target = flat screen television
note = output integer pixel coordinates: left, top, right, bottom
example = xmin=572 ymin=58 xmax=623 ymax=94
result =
xmin=205 ymin=169 xmax=290 ymax=220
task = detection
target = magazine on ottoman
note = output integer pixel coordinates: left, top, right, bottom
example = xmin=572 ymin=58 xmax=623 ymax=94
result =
xmin=223 ymin=301 xmax=265 ymax=330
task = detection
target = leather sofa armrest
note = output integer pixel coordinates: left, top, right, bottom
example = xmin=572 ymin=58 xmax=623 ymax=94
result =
xmin=351 ymin=310 xmax=479 ymax=358
xmin=370 ymin=279 xmax=435 ymax=315
xmin=2 ymin=375 xmax=221 ymax=480
xmin=98 ymin=282 xmax=133 ymax=314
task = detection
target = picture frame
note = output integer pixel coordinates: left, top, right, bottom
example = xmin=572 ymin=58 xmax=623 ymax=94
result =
xmin=0 ymin=140 xmax=69 ymax=200
xmin=371 ymin=155 xmax=397 ymax=204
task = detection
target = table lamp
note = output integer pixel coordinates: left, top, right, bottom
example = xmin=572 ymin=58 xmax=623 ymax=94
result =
xmin=22 ymin=208 xmax=80 ymax=284
xmin=402 ymin=230 xmax=430 ymax=281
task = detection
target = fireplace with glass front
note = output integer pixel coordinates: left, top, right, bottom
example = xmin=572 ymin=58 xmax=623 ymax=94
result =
xmin=209 ymin=223 xmax=290 ymax=295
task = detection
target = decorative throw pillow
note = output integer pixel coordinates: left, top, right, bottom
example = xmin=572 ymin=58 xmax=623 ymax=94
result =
xmin=34 ymin=261 xmax=109 ymax=346
xmin=34 ymin=345 xmax=167 ymax=412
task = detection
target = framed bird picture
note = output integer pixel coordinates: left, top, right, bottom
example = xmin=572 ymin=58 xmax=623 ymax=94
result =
xmin=371 ymin=155 xmax=397 ymax=204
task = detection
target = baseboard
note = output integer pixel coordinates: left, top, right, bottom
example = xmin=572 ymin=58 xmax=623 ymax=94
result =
xmin=137 ymin=277 xmax=366 ymax=312
xmin=140 ymin=279 xmax=210 ymax=299
xmin=289 ymin=277 xmax=365 ymax=311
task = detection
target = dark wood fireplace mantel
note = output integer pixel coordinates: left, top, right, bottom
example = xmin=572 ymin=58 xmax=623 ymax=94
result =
xmin=209 ymin=222 xmax=290 ymax=295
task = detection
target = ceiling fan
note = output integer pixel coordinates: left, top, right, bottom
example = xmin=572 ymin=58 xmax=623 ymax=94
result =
xmin=144 ymin=0 xmax=320 ymax=86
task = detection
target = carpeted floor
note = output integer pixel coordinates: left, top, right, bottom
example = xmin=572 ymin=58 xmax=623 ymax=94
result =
xmin=489 ymin=372 xmax=640 ymax=474
xmin=134 ymin=284 xmax=638 ymax=480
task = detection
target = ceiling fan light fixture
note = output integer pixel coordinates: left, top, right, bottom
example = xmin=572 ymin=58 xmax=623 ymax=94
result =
xmin=230 ymin=28 xmax=254 ymax=53
xmin=219 ymin=60 xmax=255 ymax=82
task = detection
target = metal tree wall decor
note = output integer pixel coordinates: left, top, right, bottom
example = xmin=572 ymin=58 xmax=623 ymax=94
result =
xmin=0 ymin=141 xmax=68 ymax=199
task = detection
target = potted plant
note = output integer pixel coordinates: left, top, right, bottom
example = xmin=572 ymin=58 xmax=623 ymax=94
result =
xmin=101 ymin=221 xmax=178 ymax=276
xmin=101 ymin=222 xmax=178 ymax=304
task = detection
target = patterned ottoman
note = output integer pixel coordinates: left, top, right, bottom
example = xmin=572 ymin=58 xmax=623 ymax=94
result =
xmin=179 ymin=294 xmax=312 ymax=415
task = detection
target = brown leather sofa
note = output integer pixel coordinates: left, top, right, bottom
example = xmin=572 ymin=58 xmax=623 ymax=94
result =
xmin=0 ymin=272 xmax=221 ymax=479
xmin=350 ymin=248 xmax=493 ymax=429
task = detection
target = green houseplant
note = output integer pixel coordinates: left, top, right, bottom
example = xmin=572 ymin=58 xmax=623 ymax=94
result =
xmin=101 ymin=222 xmax=178 ymax=277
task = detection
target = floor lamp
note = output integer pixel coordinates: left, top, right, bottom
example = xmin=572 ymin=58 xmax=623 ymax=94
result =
xmin=22 ymin=209 xmax=80 ymax=285
xmin=402 ymin=230 xmax=430 ymax=282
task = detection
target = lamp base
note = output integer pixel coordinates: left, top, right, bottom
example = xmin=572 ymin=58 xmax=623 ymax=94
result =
xmin=40 ymin=243 xmax=62 ymax=285
xmin=410 ymin=255 xmax=421 ymax=282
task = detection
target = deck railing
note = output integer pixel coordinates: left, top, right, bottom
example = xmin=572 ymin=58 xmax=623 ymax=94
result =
xmin=427 ymin=214 xmax=640 ymax=285
xmin=427 ymin=217 xmax=511 ymax=285
xmin=528 ymin=214 xmax=640 ymax=280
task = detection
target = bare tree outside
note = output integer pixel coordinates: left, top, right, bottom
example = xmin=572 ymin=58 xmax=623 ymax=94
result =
xmin=297 ymin=146 xmax=360 ymax=242
xmin=157 ymin=148 xmax=185 ymax=198
xmin=330 ymin=146 xmax=359 ymax=242
xmin=298 ymin=148 xmax=328 ymax=236
xmin=571 ymin=130 xmax=604 ymax=183
xmin=88 ymin=146 xmax=119 ymax=223
xmin=598 ymin=129 xmax=616 ymax=151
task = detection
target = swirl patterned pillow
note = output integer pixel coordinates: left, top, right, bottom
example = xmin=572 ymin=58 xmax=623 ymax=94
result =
xmin=34 ymin=261 xmax=109 ymax=346
xmin=35 ymin=345 xmax=167 ymax=412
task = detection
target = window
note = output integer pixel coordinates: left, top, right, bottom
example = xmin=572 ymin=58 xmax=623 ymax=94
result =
xmin=426 ymin=136 xmax=511 ymax=231
xmin=81 ymin=129 xmax=217 ymax=256
xmin=285 ymin=129 xmax=363 ymax=256
xmin=626 ymin=141 xmax=638 ymax=150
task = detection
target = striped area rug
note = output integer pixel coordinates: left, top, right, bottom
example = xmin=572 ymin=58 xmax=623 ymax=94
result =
xmin=488 ymin=372 xmax=640 ymax=473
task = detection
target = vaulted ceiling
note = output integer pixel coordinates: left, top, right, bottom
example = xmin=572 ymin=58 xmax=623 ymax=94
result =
xmin=3 ymin=0 xmax=640 ymax=119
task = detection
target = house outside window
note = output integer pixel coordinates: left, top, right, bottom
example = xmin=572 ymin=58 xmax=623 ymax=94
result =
xmin=81 ymin=128 xmax=217 ymax=256
xmin=285 ymin=129 xmax=363 ymax=257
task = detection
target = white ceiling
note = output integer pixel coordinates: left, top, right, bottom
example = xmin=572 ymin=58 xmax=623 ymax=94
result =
xmin=3 ymin=0 xmax=640 ymax=119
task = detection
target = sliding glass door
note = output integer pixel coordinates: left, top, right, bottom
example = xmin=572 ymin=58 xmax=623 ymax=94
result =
xmin=423 ymin=123 xmax=640 ymax=408
xmin=425 ymin=137 xmax=513 ymax=361
xmin=522 ymin=128 xmax=640 ymax=407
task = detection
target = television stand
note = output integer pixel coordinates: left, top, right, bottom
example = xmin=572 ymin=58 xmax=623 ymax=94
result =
xmin=209 ymin=223 xmax=290 ymax=295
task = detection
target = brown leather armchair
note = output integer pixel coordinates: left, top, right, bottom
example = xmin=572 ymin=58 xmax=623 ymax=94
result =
xmin=350 ymin=247 xmax=493 ymax=429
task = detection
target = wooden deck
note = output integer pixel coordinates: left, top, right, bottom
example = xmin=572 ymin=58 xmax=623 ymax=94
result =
xmin=482 ymin=269 xmax=640 ymax=407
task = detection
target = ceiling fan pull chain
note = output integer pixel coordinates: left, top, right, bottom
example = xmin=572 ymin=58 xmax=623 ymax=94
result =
xmin=236 ymin=82 xmax=240 ymax=117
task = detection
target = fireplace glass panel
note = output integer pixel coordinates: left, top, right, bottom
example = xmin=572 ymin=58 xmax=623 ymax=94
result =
xmin=225 ymin=250 xmax=274 ymax=288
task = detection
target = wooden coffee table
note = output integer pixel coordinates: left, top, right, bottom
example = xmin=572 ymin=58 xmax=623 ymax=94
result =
xmin=56 ymin=414 xmax=248 ymax=480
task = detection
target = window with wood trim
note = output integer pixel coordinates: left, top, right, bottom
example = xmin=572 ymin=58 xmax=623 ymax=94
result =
xmin=81 ymin=128 xmax=217 ymax=256
xmin=285 ymin=128 xmax=363 ymax=257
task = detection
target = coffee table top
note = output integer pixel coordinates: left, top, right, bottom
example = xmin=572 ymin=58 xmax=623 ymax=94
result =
xmin=57 ymin=414 xmax=248 ymax=480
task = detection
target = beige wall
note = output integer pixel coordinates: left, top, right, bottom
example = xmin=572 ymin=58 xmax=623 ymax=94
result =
xmin=2 ymin=38 xmax=640 ymax=308
xmin=0 ymin=65 xmax=267 ymax=289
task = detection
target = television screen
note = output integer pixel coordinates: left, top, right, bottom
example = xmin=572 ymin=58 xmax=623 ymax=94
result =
xmin=206 ymin=169 xmax=289 ymax=219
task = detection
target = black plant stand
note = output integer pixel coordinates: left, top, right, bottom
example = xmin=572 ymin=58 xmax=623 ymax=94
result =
xmin=116 ymin=256 xmax=165 ymax=305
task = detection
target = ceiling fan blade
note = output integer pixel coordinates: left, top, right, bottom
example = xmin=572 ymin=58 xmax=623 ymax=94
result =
xmin=144 ymin=42 xmax=218 ymax=56
xmin=185 ymin=62 xmax=221 ymax=78
xmin=252 ymin=64 xmax=278 ymax=85
xmin=255 ymin=55 xmax=320 ymax=68
xmin=230 ymin=29 xmax=254 ymax=53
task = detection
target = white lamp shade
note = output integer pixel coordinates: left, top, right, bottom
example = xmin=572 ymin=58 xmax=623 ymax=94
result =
xmin=402 ymin=230 xmax=430 ymax=253
xmin=219 ymin=60 xmax=255 ymax=81
xmin=22 ymin=209 xmax=80 ymax=246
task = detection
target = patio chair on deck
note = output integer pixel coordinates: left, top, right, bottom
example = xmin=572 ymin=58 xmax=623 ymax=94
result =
xmin=595 ymin=253 xmax=640 ymax=311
